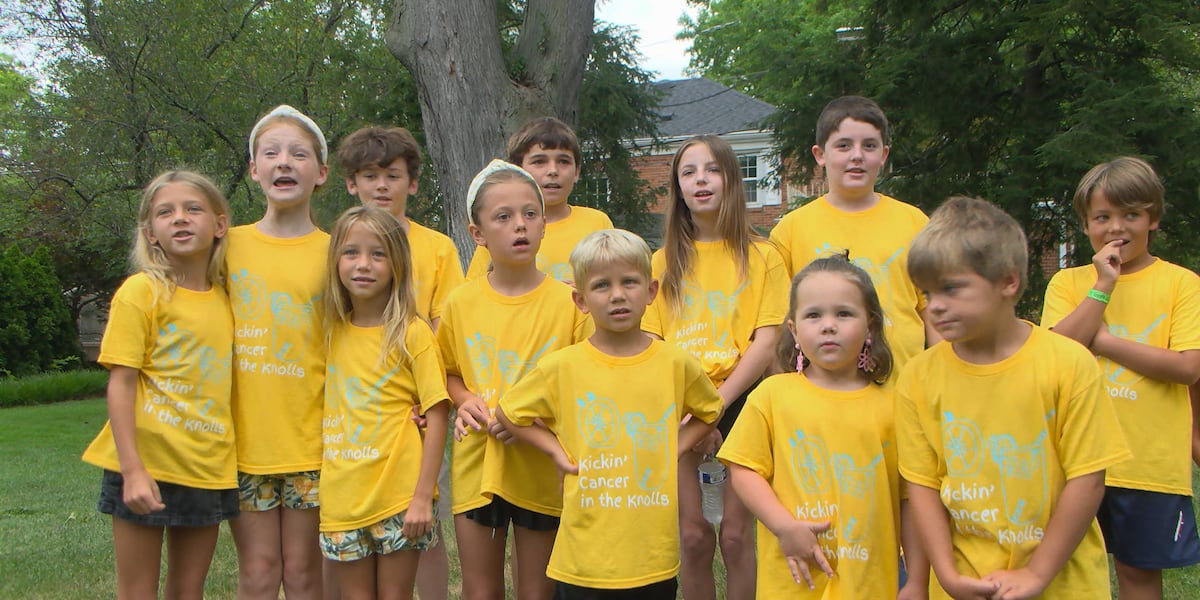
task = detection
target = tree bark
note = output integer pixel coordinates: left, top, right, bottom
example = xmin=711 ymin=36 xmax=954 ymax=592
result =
xmin=385 ymin=0 xmax=594 ymax=267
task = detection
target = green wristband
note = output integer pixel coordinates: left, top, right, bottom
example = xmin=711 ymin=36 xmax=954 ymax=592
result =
xmin=1087 ymin=288 xmax=1111 ymax=304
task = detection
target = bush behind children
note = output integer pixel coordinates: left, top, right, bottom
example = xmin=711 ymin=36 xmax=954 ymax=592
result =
xmin=81 ymin=97 xmax=1200 ymax=600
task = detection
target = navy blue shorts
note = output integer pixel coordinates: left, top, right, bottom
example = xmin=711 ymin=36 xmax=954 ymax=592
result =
xmin=463 ymin=496 xmax=559 ymax=532
xmin=1097 ymin=486 xmax=1200 ymax=569
xmin=98 ymin=470 xmax=239 ymax=527
xmin=553 ymin=577 xmax=677 ymax=600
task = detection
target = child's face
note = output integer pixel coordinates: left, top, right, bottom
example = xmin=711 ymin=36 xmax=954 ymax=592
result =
xmin=1083 ymin=188 xmax=1159 ymax=270
xmin=468 ymin=181 xmax=546 ymax=268
xmin=921 ymin=269 xmax=1018 ymax=346
xmin=520 ymin=144 xmax=579 ymax=210
xmin=250 ymin=122 xmax=328 ymax=207
xmin=145 ymin=182 xmax=228 ymax=263
xmin=573 ymin=261 xmax=657 ymax=336
xmin=676 ymin=142 xmax=724 ymax=220
xmin=812 ymin=118 xmax=888 ymax=200
xmin=787 ymin=271 xmax=869 ymax=381
xmin=337 ymin=221 xmax=393 ymax=307
xmin=346 ymin=160 xmax=417 ymax=220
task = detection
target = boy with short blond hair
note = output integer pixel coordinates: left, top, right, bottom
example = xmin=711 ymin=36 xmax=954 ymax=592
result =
xmin=337 ymin=125 xmax=464 ymax=328
xmin=336 ymin=125 xmax=464 ymax=600
xmin=467 ymin=117 xmax=613 ymax=281
xmin=898 ymin=196 xmax=1130 ymax=599
xmin=496 ymin=229 xmax=724 ymax=599
xmin=1042 ymin=157 xmax=1200 ymax=598
xmin=770 ymin=96 xmax=935 ymax=373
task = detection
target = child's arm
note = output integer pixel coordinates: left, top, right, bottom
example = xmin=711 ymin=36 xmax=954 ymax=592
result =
xmin=403 ymin=399 xmax=449 ymax=540
xmin=1191 ymin=382 xmax=1200 ymax=467
xmin=981 ymin=470 xmax=1105 ymax=600
xmin=678 ymin=412 xmax=716 ymax=457
xmin=898 ymin=499 xmax=930 ymax=600
xmin=1090 ymin=332 xmax=1200 ymax=385
xmin=717 ymin=325 xmax=778 ymax=408
xmin=727 ymin=462 xmax=833 ymax=589
xmin=106 ymin=366 xmax=165 ymax=514
xmin=906 ymin=482 xmax=999 ymax=599
xmin=495 ymin=407 xmax=577 ymax=480
xmin=1045 ymin=240 xmax=1122 ymax=347
xmin=448 ymin=374 xmax=489 ymax=440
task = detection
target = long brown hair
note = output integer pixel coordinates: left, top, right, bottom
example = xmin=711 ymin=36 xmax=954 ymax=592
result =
xmin=661 ymin=135 xmax=762 ymax=315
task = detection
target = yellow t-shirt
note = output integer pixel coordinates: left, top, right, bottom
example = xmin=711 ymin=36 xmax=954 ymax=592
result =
xmin=319 ymin=319 xmax=448 ymax=531
xmin=1041 ymin=258 xmax=1200 ymax=495
xmin=82 ymin=274 xmax=236 ymax=489
xmin=501 ymin=340 xmax=723 ymax=588
xmin=718 ymin=373 xmax=899 ymax=599
xmin=896 ymin=325 xmax=1131 ymax=599
xmin=408 ymin=221 xmax=464 ymax=322
xmin=436 ymin=275 xmax=592 ymax=514
xmin=225 ymin=225 xmax=328 ymax=474
xmin=642 ymin=239 xmax=789 ymax=386
xmin=769 ymin=195 xmax=929 ymax=370
xmin=466 ymin=205 xmax=613 ymax=281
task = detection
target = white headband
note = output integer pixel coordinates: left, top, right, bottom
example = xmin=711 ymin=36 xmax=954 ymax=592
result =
xmin=466 ymin=159 xmax=545 ymax=226
xmin=248 ymin=104 xmax=328 ymax=162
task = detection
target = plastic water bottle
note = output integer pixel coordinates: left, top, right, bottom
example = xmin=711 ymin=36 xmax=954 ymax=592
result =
xmin=698 ymin=456 xmax=726 ymax=525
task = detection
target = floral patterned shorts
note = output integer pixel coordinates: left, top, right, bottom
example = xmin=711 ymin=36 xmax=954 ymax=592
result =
xmin=237 ymin=470 xmax=320 ymax=511
xmin=319 ymin=507 xmax=437 ymax=561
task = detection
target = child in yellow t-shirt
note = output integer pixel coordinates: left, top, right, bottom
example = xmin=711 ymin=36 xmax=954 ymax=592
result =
xmin=437 ymin=159 xmax=590 ymax=600
xmin=1041 ymin=157 xmax=1200 ymax=597
xmin=898 ymin=196 xmax=1131 ymax=599
xmin=466 ymin=117 xmax=613 ymax=282
xmin=769 ymin=96 xmax=935 ymax=372
xmin=336 ymin=125 xmax=463 ymax=599
xmin=496 ymin=229 xmax=723 ymax=598
xmin=82 ymin=170 xmax=235 ymax=599
xmin=226 ymin=105 xmax=330 ymax=596
xmin=317 ymin=206 xmax=450 ymax=598
xmin=718 ymin=254 xmax=924 ymax=599
xmin=642 ymin=134 xmax=790 ymax=599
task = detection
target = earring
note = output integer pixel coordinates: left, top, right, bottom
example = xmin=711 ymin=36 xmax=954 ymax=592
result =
xmin=795 ymin=342 xmax=808 ymax=373
xmin=858 ymin=336 xmax=878 ymax=373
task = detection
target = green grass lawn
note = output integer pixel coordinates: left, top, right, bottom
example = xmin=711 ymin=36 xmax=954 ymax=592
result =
xmin=2 ymin=398 xmax=1196 ymax=598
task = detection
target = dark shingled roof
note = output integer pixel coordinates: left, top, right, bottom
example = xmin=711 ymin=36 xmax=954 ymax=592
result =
xmin=652 ymin=78 xmax=777 ymax=138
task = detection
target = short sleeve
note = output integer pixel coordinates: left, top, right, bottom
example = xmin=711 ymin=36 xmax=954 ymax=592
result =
xmin=408 ymin=321 xmax=450 ymax=414
xmin=716 ymin=388 xmax=774 ymax=479
xmin=430 ymin=242 xmax=465 ymax=320
xmin=1040 ymin=269 xmax=1079 ymax=329
xmin=755 ymin=244 xmax=790 ymax=329
xmin=895 ymin=362 xmax=942 ymax=490
xmin=683 ymin=355 xmax=723 ymax=425
xmin=1168 ymin=270 xmax=1200 ymax=352
xmin=500 ymin=360 xmax=558 ymax=428
xmin=768 ymin=217 xmax=794 ymax=275
xmin=97 ymin=277 xmax=155 ymax=370
xmin=1055 ymin=349 xmax=1132 ymax=480
xmin=435 ymin=305 xmax=462 ymax=377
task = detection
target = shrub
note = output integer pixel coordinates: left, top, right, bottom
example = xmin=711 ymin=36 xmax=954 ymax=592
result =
xmin=0 ymin=244 xmax=82 ymax=376
xmin=0 ymin=369 xmax=108 ymax=408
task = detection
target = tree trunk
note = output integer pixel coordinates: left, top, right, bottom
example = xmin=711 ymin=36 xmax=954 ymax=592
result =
xmin=385 ymin=0 xmax=594 ymax=268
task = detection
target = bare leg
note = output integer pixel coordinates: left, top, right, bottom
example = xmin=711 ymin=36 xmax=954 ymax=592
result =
xmin=414 ymin=522 xmax=449 ymax=600
xmin=512 ymin=525 xmax=555 ymax=600
xmin=333 ymin=556 xmax=377 ymax=600
xmin=678 ymin=450 xmax=717 ymax=600
xmin=112 ymin=518 xmax=163 ymax=600
xmin=163 ymin=524 xmax=220 ymax=600
xmin=454 ymin=513 xmax=508 ymax=600
xmin=1113 ymin=560 xmax=1163 ymax=600
xmin=231 ymin=508 xmax=283 ymax=599
xmin=280 ymin=506 xmax=323 ymax=599
xmin=377 ymin=549 xmax=422 ymax=600
xmin=717 ymin=484 xmax=756 ymax=600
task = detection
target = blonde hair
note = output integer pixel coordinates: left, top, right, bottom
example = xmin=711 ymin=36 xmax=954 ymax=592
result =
xmin=325 ymin=206 xmax=418 ymax=364
xmin=131 ymin=170 xmax=231 ymax=299
xmin=570 ymin=229 xmax=653 ymax=286
xmin=661 ymin=135 xmax=763 ymax=315
xmin=1072 ymin=156 xmax=1164 ymax=224
xmin=776 ymin=254 xmax=893 ymax=385
xmin=908 ymin=196 xmax=1028 ymax=298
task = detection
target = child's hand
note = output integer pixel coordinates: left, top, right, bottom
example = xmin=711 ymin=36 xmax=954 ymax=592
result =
xmin=487 ymin=418 xmax=516 ymax=444
xmin=454 ymin=395 xmax=490 ymax=441
xmin=938 ymin=571 xmax=999 ymax=600
xmin=410 ymin=405 xmax=427 ymax=428
xmin=777 ymin=519 xmax=835 ymax=589
xmin=122 ymin=468 xmax=165 ymax=514
xmin=692 ymin=428 xmax=722 ymax=455
xmin=401 ymin=501 xmax=434 ymax=541
xmin=551 ymin=450 xmax=579 ymax=494
xmin=982 ymin=567 xmax=1048 ymax=600
xmin=1092 ymin=239 xmax=1124 ymax=289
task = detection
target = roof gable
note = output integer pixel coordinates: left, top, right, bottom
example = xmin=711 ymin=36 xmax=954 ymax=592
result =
xmin=653 ymin=78 xmax=777 ymax=138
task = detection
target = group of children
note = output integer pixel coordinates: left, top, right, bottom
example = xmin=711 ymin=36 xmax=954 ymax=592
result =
xmin=81 ymin=94 xmax=1200 ymax=600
